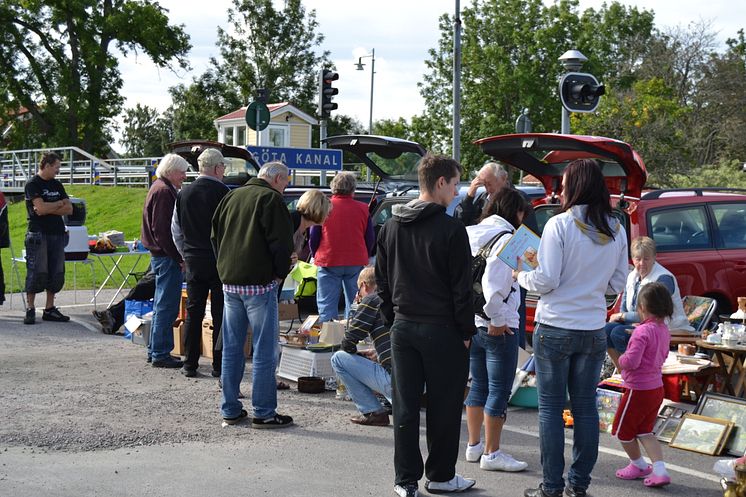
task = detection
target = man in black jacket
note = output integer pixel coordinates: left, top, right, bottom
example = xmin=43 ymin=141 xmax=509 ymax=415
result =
xmin=172 ymin=148 xmax=230 ymax=378
xmin=376 ymin=154 xmax=477 ymax=497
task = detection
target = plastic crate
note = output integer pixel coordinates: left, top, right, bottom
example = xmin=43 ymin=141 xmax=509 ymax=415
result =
xmin=277 ymin=345 xmax=334 ymax=382
xmin=509 ymin=386 xmax=538 ymax=408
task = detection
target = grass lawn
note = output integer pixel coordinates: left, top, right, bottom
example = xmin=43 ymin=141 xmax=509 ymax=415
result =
xmin=2 ymin=185 xmax=151 ymax=293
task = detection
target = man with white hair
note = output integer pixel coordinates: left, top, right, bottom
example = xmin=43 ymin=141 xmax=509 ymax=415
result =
xmin=172 ymin=148 xmax=230 ymax=378
xmin=141 ymin=153 xmax=188 ymax=368
xmin=211 ymin=161 xmax=294 ymax=428
xmin=454 ymin=162 xmax=508 ymax=226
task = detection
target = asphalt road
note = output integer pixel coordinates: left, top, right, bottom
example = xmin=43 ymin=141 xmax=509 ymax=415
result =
xmin=0 ymin=291 xmax=727 ymax=497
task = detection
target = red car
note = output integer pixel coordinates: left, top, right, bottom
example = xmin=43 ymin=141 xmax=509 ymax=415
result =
xmin=476 ymin=133 xmax=746 ymax=336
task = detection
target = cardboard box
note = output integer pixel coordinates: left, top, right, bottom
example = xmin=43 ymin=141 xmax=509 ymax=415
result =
xmin=172 ymin=320 xmax=186 ymax=356
xmin=202 ymin=319 xmax=250 ymax=359
xmin=278 ymin=302 xmax=299 ymax=322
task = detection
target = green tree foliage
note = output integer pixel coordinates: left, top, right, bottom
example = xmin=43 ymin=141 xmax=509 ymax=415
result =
xmin=416 ymin=0 xmax=655 ymax=173
xmin=215 ymin=0 xmax=330 ymax=116
xmin=670 ymin=159 xmax=746 ymax=189
xmin=572 ymin=78 xmax=690 ymax=186
xmin=166 ymin=68 xmax=243 ymax=141
xmin=120 ymin=104 xmax=171 ymax=157
xmin=0 ymin=0 xmax=190 ymax=153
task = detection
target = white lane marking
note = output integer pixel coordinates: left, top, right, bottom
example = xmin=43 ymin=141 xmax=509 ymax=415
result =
xmin=502 ymin=424 xmax=721 ymax=483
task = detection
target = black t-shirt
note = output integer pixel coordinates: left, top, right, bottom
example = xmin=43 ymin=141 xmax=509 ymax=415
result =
xmin=25 ymin=175 xmax=69 ymax=234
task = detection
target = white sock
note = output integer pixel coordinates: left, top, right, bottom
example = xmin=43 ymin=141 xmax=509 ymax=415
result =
xmin=484 ymin=449 xmax=502 ymax=459
xmin=631 ymin=457 xmax=648 ymax=469
xmin=652 ymin=461 xmax=668 ymax=476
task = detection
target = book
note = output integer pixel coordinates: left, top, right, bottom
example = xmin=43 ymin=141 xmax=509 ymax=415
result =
xmin=496 ymin=224 xmax=541 ymax=271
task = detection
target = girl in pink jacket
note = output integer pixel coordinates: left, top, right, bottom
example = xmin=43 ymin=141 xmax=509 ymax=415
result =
xmin=611 ymin=282 xmax=673 ymax=487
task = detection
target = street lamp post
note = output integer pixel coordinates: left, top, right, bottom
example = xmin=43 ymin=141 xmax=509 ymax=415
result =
xmin=355 ymin=48 xmax=375 ymax=135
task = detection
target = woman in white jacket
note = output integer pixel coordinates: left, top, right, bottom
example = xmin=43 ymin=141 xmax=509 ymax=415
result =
xmin=516 ymin=159 xmax=628 ymax=497
xmin=464 ymin=188 xmax=529 ymax=473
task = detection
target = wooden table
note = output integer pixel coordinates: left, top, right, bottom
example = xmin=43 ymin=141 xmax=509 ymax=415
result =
xmin=696 ymin=340 xmax=746 ymax=397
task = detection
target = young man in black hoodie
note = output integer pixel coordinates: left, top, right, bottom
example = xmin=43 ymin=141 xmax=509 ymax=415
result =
xmin=376 ymin=154 xmax=477 ymax=497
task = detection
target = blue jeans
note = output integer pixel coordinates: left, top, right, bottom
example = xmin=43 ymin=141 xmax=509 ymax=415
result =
xmin=316 ymin=265 xmax=362 ymax=321
xmin=148 ymin=256 xmax=182 ymax=362
xmin=533 ymin=324 xmax=606 ymax=493
xmin=221 ymin=287 xmax=279 ymax=419
xmin=604 ymin=322 xmax=633 ymax=353
xmin=331 ymin=350 xmax=392 ymax=414
xmin=464 ymin=327 xmax=519 ymax=418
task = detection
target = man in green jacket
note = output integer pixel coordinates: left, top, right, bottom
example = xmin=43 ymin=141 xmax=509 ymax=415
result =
xmin=211 ymin=161 xmax=294 ymax=428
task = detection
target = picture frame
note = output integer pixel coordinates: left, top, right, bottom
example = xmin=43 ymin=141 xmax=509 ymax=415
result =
xmin=695 ymin=392 xmax=746 ymax=456
xmin=669 ymin=414 xmax=734 ymax=455
xmin=654 ymin=401 xmax=694 ymax=443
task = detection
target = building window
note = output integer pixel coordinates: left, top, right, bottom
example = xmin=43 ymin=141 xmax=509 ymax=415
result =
xmin=224 ymin=126 xmax=234 ymax=146
xmin=237 ymin=126 xmax=246 ymax=146
xmin=268 ymin=125 xmax=288 ymax=147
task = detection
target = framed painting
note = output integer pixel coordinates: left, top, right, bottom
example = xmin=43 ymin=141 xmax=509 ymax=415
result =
xmin=695 ymin=392 xmax=746 ymax=456
xmin=669 ymin=414 xmax=734 ymax=455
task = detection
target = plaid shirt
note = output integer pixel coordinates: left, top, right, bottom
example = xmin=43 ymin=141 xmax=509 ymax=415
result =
xmin=223 ymin=280 xmax=278 ymax=296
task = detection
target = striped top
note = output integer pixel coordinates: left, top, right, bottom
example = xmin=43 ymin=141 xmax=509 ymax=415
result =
xmin=340 ymin=293 xmax=391 ymax=373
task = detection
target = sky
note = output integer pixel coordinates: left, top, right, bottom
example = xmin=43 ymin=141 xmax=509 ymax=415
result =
xmin=117 ymin=0 xmax=744 ymax=138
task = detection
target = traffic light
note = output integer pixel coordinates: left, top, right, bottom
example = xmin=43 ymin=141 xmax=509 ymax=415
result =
xmin=319 ymin=68 xmax=339 ymax=119
xmin=559 ymin=72 xmax=605 ymax=113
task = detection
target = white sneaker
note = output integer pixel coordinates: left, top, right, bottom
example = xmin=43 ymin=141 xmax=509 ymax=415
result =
xmin=425 ymin=474 xmax=476 ymax=493
xmin=479 ymin=451 xmax=528 ymax=472
xmin=465 ymin=441 xmax=484 ymax=462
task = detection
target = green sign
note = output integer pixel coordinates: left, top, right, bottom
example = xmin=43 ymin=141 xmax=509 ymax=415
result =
xmin=246 ymin=101 xmax=270 ymax=131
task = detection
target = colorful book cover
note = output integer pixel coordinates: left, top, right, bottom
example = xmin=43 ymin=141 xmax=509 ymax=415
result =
xmin=496 ymin=224 xmax=541 ymax=271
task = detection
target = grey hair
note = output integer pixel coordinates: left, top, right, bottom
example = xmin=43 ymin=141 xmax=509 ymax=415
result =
xmin=330 ymin=171 xmax=357 ymax=195
xmin=156 ymin=153 xmax=189 ymax=179
xmin=258 ymin=161 xmax=289 ymax=181
xmin=484 ymin=161 xmax=508 ymax=180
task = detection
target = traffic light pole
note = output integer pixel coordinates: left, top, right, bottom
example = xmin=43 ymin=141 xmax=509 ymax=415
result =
xmin=319 ymin=118 xmax=327 ymax=186
xmin=453 ymin=0 xmax=462 ymax=162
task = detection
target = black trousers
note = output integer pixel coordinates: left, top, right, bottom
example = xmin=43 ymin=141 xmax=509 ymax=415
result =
xmin=183 ymin=256 xmax=223 ymax=372
xmin=390 ymin=320 xmax=470 ymax=486
xmin=109 ymin=269 xmax=156 ymax=331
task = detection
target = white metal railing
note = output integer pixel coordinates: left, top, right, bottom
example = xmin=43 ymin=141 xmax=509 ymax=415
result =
xmin=0 ymin=146 xmax=168 ymax=189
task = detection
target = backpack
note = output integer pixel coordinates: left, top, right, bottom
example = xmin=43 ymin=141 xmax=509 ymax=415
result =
xmin=472 ymin=230 xmax=512 ymax=320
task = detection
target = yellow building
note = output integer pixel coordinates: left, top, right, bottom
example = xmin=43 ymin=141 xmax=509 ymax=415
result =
xmin=214 ymin=102 xmax=317 ymax=148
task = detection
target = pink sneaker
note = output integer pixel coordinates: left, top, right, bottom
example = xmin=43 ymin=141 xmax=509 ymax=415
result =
xmin=615 ymin=463 xmax=652 ymax=480
xmin=644 ymin=474 xmax=671 ymax=487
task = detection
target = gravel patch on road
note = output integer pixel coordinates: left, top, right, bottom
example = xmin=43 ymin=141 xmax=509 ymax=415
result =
xmin=0 ymin=314 xmax=356 ymax=452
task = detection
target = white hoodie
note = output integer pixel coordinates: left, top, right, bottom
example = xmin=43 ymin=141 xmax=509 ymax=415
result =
xmin=466 ymin=215 xmax=520 ymax=329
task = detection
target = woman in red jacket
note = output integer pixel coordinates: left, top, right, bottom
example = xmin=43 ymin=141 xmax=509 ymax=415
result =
xmin=309 ymin=172 xmax=374 ymax=322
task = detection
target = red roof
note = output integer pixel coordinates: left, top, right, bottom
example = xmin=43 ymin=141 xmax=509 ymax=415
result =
xmin=216 ymin=102 xmax=289 ymax=121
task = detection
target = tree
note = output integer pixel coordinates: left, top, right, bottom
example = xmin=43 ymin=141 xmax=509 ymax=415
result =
xmin=416 ymin=0 xmax=656 ymax=173
xmin=120 ymin=104 xmax=170 ymax=157
xmin=0 ymin=0 xmax=190 ymax=154
xmin=167 ymin=68 xmax=243 ymax=142
xmin=215 ymin=0 xmax=330 ymax=116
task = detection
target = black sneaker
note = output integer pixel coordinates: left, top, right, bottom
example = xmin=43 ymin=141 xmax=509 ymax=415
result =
xmin=42 ymin=306 xmax=70 ymax=322
xmin=92 ymin=309 xmax=115 ymax=334
xmin=252 ymin=413 xmax=293 ymax=429
xmin=181 ymin=366 xmax=198 ymax=378
xmin=222 ymin=409 xmax=248 ymax=427
xmin=24 ymin=308 xmax=36 ymax=325
xmin=394 ymin=482 xmax=420 ymax=497
xmin=211 ymin=369 xmax=221 ymax=378
xmin=152 ymin=357 xmax=183 ymax=368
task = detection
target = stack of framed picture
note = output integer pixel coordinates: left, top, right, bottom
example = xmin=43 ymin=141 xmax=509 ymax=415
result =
xmin=654 ymin=401 xmax=694 ymax=443
xmin=694 ymin=392 xmax=746 ymax=456
xmin=654 ymin=393 xmax=746 ymax=456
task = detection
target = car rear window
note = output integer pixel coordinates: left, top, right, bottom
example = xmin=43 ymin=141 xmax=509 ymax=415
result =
xmin=712 ymin=203 xmax=746 ymax=249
